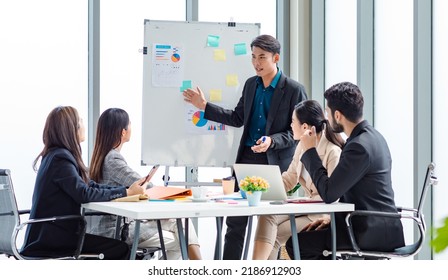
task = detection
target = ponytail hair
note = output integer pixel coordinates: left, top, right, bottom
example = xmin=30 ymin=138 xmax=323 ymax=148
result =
xmin=294 ymin=100 xmax=344 ymax=149
xmin=322 ymin=119 xmax=345 ymax=149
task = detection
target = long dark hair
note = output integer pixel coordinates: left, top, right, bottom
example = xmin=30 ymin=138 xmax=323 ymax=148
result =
xmin=294 ymin=100 xmax=345 ymax=149
xmin=33 ymin=106 xmax=89 ymax=183
xmin=89 ymin=108 xmax=130 ymax=182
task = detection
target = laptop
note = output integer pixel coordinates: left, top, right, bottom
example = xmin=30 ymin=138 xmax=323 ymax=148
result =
xmin=233 ymin=163 xmax=288 ymax=201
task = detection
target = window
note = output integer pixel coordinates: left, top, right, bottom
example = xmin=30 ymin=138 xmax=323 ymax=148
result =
xmin=0 ymin=0 xmax=88 ymax=209
xmin=99 ymin=0 xmax=186 ymax=185
xmin=433 ymin=0 xmax=448 ymax=260
xmin=325 ymin=0 xmax=357 ymax=87
xmin=198 ymin=0 xmax=276 ymax=36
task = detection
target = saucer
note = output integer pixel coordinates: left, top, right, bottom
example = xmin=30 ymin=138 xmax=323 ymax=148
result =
xmin=190 ymin=197 xmax=209 ymax=202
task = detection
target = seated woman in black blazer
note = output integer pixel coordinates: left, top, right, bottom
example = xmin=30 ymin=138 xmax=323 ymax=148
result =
xmin=20 ymin=106 xmax=147 ymax=259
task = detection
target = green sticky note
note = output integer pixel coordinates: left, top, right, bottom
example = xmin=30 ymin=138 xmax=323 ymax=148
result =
xmin=180 ymin=80 xmax=192 ymax=92
xmin=234 ymin=43 xmax=247 ymax=55
xmin=207 ymin=35 xmax=220 ymax=47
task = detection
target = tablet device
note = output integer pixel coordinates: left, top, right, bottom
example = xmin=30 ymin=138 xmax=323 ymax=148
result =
xmin=140 ymin=164 xmax=160 ymax=186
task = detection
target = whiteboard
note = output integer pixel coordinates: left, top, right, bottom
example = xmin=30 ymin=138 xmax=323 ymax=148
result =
xmin=141 ymin=20 xmax=260 ymax=167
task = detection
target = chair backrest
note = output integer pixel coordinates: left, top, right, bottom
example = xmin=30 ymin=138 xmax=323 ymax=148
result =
xmin=0 ymin=169 xmax=20 ymax=258
xmin=381 ymin=162 xmax=438 ymax=258
xmin=409 ymin=162 xmax=438 ymax=256
xmin=417 ymin=162 xmax=437 ymax=215
xmin=332 ymin=162 xmax=439 ymax=260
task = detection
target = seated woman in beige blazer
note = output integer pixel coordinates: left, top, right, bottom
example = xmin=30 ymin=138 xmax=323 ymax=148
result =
xmin=252 ymin=100 xmax=345 ymax=260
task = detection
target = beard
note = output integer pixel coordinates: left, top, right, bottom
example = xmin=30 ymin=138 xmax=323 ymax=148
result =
xmin=330 ymin=119 xmax=344 ymax=133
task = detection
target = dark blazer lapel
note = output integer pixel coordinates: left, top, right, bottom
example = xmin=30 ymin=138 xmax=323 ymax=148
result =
xmin=243 ymin=78 xmax=258 ymax=127
xmin=266 ymin=73 xmax=286 ymax=133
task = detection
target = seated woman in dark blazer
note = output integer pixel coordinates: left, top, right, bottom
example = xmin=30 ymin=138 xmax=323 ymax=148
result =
xmin=21 ymin=106 xmax=146 ymax=259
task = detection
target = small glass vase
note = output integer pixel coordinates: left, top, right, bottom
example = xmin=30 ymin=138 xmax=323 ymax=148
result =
xmin=246 ymin=190 xmax=262 ymax=206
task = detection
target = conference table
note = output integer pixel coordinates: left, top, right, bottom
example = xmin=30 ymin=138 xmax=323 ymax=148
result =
xmin=82 ymin=199 xmax=354 ymax=260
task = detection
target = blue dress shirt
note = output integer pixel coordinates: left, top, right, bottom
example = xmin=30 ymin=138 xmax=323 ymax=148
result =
xmin=245 ymin=69 xmax=282 ymax=146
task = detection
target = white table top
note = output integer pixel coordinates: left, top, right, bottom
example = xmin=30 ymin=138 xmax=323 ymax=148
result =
xmin=82 ymin=199 xmax=354 ymax=220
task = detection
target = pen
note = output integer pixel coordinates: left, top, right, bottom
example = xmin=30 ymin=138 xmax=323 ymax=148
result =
xmin=261 ymin=136 xmax=266 ymax=143
xmin=148 ymin=199 xmax=175 ymax=202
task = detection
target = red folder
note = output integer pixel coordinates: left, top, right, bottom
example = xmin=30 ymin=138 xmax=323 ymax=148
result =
xmin=145 ymin=186 xmax=192 ymax=200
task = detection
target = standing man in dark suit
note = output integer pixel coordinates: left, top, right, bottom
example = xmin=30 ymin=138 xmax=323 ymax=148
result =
xmin=183 ymin=34 xmax=307 ymax=259
xmin=285 ymin=81 xmax=404 ymax=259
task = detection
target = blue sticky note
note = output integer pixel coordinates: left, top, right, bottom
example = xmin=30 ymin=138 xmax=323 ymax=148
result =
xmin=207 ymin=35 xmax=220 ymax=47
xmin=180 ymin=80 xmax=192 ymax=92
xmin=234 ymin=43 xmax=247 ymax=55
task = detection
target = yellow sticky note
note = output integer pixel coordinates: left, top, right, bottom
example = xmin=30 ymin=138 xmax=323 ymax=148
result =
xmin=226 ymin=74 xmax=238 ymax=86
xmin=209 ymin=89 xmax=222 ymax=102
xmin=214 ymin=49 xmax=226 ymax=61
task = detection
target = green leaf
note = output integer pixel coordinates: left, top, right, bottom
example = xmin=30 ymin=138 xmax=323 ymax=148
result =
xmin=431 ymin=217 xmax=448 ymax=253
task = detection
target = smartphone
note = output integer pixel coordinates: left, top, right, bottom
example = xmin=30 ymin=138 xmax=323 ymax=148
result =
xmin=140 ymin=164 xmax=160 ymax=186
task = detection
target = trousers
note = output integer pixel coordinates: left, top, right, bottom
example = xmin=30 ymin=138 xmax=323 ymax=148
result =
xmin=82 ymin=233 xmax=130 ymax=260
xmin=223 ymin=146 xmax=268 ymax=260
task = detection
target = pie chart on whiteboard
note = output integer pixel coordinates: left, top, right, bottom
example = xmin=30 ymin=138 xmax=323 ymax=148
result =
xmin=192 ymin=111 xmax=208 ymax=127
xmin=171 ymin=53 xmax=181 ymax=62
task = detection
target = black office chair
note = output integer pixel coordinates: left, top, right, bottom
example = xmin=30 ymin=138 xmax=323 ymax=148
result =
xmin=0 ymin=169 xmax=103 ymax=260
xmin=323 ymin=162 xmax=438 ymax=260
xmin=85 ymin=211 xmax=167 ymax=260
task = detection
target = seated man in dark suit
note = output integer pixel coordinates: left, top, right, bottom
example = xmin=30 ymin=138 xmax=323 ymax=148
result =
xmin=286 ymin=81 xmax=405 ymax=259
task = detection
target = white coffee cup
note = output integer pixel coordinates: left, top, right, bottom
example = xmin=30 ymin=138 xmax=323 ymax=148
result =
xmin=191 ymin=186 xmax=206 ymax=199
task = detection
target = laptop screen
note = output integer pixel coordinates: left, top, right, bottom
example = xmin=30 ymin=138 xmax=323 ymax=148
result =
xmin=233 ymin=163 xmax=287 ymax=201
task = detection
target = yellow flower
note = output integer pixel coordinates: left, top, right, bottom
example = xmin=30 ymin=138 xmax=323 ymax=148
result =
xmin=239 ymin=176 xmax=270 ymax=192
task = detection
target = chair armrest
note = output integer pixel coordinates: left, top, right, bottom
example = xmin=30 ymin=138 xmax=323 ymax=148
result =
xmin=84 ymin=211 xmax=115 ymax=217
xmin=12 ymin=215 xmax=86 ymax=260
xmin=18 ymin=209 xmax=30 ymax=215
xmin=16 ymin=214 xmax=85 ymax=230
xmin=397 ymin=206 xmax=418 ymax=215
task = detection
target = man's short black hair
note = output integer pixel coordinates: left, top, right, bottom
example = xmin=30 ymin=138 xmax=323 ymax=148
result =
xmin=250 ymin=34 xmax=281 ymax=55
xmin=324 ymin=81 xmax=364 ymax=123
